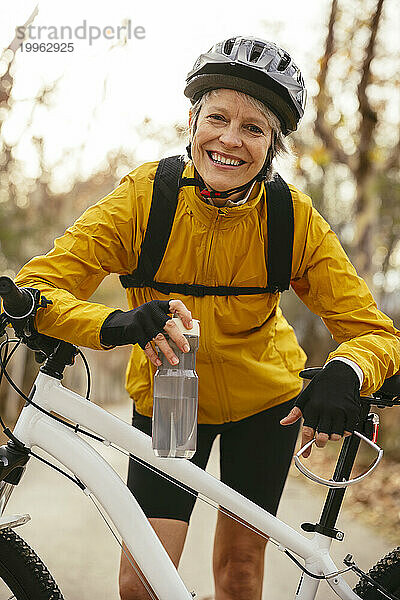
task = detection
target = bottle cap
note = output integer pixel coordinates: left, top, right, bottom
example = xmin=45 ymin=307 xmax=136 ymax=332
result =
xmin=171 ymin=316 xmax=200 ymax=337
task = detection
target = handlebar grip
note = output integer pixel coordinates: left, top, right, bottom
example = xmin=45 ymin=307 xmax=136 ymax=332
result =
xmin=0 ymin=276 xmax=34 ymax=318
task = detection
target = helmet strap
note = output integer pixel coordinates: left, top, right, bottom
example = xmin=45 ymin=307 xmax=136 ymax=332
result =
xmin=186 ymin=143 xmax=193 ymax=159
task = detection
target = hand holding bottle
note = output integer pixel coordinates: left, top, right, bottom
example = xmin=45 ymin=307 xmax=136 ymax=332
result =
xmin=100 ymin=298 xmax=193 ymax=365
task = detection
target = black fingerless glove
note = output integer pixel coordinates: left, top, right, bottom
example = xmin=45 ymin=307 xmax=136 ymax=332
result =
xmin=295 ymin=361 xmax=361 ymax=435
xmin=100 ymin=300 xmax=171 ymax=349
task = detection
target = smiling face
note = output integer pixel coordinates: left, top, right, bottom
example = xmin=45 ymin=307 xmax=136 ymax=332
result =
xmin=189 ymin=89 xmax=272 ymax=204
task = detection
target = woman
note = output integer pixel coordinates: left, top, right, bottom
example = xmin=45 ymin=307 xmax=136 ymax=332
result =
xmin=15 ymin=37 xmax=400 ymax=600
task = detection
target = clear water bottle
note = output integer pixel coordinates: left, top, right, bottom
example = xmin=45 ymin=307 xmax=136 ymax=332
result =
xmin=152 ymin=318 xmax=200 ymax=458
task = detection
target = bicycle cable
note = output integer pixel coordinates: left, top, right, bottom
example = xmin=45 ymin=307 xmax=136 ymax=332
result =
xmin=0 ymin=337 xmax=349 ymax=584
xmin=107 ymin=442 xmax=349 ymax=583
xmin=76 ymin=348 xmax=91 ymax=400
xmin=0 ymin=337 xmax=160 ymax=597
xmin=0 ymin=337 xmax=388 ymax=590
xmin=0 ymin=334 xmax=21 ymax=432
xmin=0 ymin=337 xmax=99 ymax=488
xmin=0 ymin=339 xmax=306 ymax=582
xmin=0 ymin=338 xmax=103 ymax=444
xmin=107 ymin=445 xmax=389 ymax=585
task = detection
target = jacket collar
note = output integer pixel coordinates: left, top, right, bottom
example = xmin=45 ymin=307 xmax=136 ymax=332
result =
xmin=180 ymin=162 xmax=265 ymax=228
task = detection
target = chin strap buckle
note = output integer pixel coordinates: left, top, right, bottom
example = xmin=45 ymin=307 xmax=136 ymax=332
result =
xmin=200 ymin=189 xmax=224 ymax=199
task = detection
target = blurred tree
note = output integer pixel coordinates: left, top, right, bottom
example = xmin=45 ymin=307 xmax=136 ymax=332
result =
xmin=283 ymin=0 xmax=400 ymax=352
xmin=0 ymin=8 xmax=185 ymax=416
xmin=282 ymin=0 xmax=400 ymax=458
xmin=292 ymin=0 xmax=400 ymax=289
xmin=0 ymin=8 xmax=185 ymax=275
xmin=0 ymin=7 xmax=38 ymax=274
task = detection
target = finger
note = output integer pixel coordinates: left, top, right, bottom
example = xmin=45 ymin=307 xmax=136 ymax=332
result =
xmin=343 ymin=430 xmax=353 ymax=438
xmin=331 ymin=413 xmax=345 ymax=438
xmin=330 ymin=433 xmax=342 ymax=441
xmin=153 ymin=333 xmax=179 ymax=365
xmin=302 ymin=425 xmax=315 ymax=442
xmin=302 ymin=412 xmax=318 ymax=433
xmin=169 ymin=299 xmax=193 ymax=329
xmin=301 ymin=425 xmax=315 ymax=458
xmin=164 ymin=319 xmax=191 ymax=353
xmin=143 ymin=342 xmax=162 ymax=367
xmin=280 ymin=406 xmax=303 ymax=425
xmin=315 ymin=432 xmax=329 ymax=448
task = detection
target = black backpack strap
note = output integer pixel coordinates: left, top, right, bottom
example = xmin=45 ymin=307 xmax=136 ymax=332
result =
xmin=120 ymin=165 xmax=294 ymax=295
xmin=126 ymin=281 xmax=278 ymax=296
xmin=265 ymin=173 xmax=294 ymax=292
xmin=120 ymin=156 xmax=185 ymax=288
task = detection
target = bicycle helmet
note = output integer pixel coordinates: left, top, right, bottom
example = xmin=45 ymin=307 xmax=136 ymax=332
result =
xmin=184 ymin=36 xmax=306 ymax=135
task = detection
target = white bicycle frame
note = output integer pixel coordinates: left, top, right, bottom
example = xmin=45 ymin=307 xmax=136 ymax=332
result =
xmin=5 ymin=370 xmax=364 ymax=599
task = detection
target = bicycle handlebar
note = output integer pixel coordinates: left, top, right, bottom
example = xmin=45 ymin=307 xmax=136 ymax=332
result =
xmin=0 ymin=277 xmax=77 ymax=376
xmin=0 ymin=276 xmax=34 ymax=319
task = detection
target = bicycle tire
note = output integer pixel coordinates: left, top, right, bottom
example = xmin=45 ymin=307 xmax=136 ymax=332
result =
xmin=0 ymin=527 xmax=64 ymax=599
xmin=353 ymin=547 xmax=400 ymax=599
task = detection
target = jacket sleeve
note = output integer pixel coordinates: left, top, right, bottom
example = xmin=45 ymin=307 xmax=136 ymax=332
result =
xmin=290 ymin=195 xmax=400 ymax=396
xmin=14 ymin=178 xmax=140 ymax=350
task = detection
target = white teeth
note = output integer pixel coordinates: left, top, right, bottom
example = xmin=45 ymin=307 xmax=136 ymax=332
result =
xmin=210 ymin=152 xmax=241 ymax=166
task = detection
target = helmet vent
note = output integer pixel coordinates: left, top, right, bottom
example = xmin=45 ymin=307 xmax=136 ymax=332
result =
xmin=184 ymin=36 xmax=307 ymax=134
xmin=223 ymin=38 xmax=235 ymax=56
xmin=277 ymin=52 xmax=291 ymax=71
xmin=249 ymin=43 xmax=264 ymax=63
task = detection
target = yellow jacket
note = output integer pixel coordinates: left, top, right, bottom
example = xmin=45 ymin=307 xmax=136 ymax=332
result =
xmin=15 ymin=160 xmax=400 ymax=423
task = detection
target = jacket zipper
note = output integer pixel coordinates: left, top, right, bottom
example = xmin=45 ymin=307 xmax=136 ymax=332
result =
xmin=203 ymin=210 xmax=220 ymax=281
xmin=200 ymin=211 xmax=219 ymax=357
xmin=201 ymin=209 xmax=231 ymax=421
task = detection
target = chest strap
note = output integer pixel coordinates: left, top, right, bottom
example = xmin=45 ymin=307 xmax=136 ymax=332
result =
xmin=119 ymin=155 xmax=294 ymax=296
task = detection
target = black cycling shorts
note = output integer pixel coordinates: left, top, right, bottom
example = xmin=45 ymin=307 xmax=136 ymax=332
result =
xmin=127 ymin=398 xmax=299 ymax=523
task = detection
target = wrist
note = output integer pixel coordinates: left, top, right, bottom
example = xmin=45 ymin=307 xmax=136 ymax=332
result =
xmin=325 ymin=358 xmax=363 ymax=389
xmin=100 ymin=309 xmax=125 ymax=347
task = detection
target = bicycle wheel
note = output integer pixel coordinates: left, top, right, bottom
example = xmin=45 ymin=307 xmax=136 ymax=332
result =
xmin=353 ymin=547 xmax=400 ymax=599
xmin=0 ymin=527 xmax=64 ymax=599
